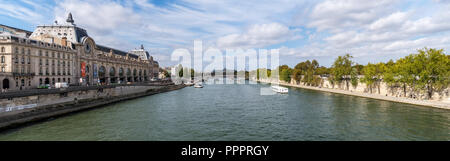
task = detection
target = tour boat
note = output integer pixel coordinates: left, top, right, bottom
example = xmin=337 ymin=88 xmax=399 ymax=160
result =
xmin=271 ymin=85 xmax=288 ymax=93
xmin=194 ymin=84 xmax=203 ymax=88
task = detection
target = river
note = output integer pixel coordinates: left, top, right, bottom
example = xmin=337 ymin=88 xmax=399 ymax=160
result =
xmin=0 ymin=81 xmax=449 ymax=140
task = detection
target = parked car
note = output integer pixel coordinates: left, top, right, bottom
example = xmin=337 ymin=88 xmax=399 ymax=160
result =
xmin=37 ymin=84 xmax=51 ymax=89
xmin=55 ymin=82 xmax=69 ymax=88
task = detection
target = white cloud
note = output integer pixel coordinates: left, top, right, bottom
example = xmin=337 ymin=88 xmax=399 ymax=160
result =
xmin=0 ymin=0 xmax=51 ymax=24
xmin=369 ymin=12 xmax=409 ymax=31
xmin=307 ymin=0 xmax=396 ymax=32
xmin=216 ymin=23 xmax=296 ymax=49
xmin=3 ymin=0 xmax=450 ymax=68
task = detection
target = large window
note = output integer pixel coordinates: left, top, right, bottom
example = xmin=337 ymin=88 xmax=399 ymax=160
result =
xmin=1 ymin=47 xmax=4 ymax=53
xmin=109 ymin=67 xmax=116 ymax=77
xmin=1 ymin=56 xmax=4 ymax=63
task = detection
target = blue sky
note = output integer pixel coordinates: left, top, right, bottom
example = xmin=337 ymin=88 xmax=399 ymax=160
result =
xmin=1 ymin=0 xmax=450 ymax=69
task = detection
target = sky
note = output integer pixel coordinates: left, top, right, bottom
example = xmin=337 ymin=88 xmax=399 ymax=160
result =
xmin=1 ymin=0 xmax=450 ymax=69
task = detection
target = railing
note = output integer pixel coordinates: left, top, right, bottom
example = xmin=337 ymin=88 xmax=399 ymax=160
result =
xmin=0 ymin=81 xmax=175 ymax=99
xmin=12 ymin=73 xmax=35 ymax=77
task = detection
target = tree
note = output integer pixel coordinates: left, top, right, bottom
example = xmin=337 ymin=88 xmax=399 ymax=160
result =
xmin=177 ymin=64 xmax=183 ymax=78
xmin=350 ymin=67 xmax=359 ymax=89
xmin=190 ymin=68 xmax=195 ymax=79
xmin=361 ymin=63 xmax=385 ymax=93
xmin=382 ymin=60 xmax=397 ymax=88
xmin=353 ymin=64 xmax=364 ymax=75
xmin=361 ymin=63 xmax=376 ymax=93
xmin=292 ymin=69 xmax=302 ymax=83
xmin=395 ymin=55 xmax=416 ymax=97
xmin=315 ymin=66 xmax=330 ymax=75
xmin=331 ymin=54 xmax=354 ymax=90
xmin=413 ymin=48 xmax=450 ymax=99
xmin=280 ymin=68 xmax=293 ymax=83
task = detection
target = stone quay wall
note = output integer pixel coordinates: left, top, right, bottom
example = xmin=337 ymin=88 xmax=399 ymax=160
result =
xmin=0 ymin=84 xmax=185 ymax=130
xmin=257 ymin=78 xmax=450 ymax=109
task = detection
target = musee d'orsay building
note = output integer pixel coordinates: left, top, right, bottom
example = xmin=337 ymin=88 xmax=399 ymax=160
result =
xmin=0 ymin=13 xmax=159 ymax=91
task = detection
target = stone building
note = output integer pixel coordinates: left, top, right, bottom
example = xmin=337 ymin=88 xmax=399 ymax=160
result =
xmin=0 ymin=13 xmax=159 ymax=91
xmin=129 ymin=44 xmax=159 ymax=78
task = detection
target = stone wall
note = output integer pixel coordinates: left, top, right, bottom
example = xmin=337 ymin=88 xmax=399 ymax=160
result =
xmin=0 ymin=84 xmax=184 ymax=130
xmin=0 ymin=85 xmax=157 ymax=110
xmin=260 ymin=77 xmax=450 ymax=103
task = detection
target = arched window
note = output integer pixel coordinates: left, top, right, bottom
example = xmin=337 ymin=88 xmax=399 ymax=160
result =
xmin=119 ymin=68 xmax=124 ymax=77
xmin=1 ymin=47 xmax=5 ymax=53
xmin=98 ymin=66 xmax=106 ymax=78
xmin=109 ymin=67 xmax=116 ymax=77
xmin=1 ymin=67 xmax=4 ymax=72
xmin=127 ymin=68 xmax=131 ymax=76
xmin=1 ymin=56 xmax=4 ymax=63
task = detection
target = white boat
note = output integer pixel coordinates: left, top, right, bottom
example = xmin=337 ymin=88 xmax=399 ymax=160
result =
xmin=272 ymin=85 xmax=288 ymax=93
xmin=194 ymin=84 xmax=203 ymax=88
xmin=184 ymin=82 xmax=194 ymax=86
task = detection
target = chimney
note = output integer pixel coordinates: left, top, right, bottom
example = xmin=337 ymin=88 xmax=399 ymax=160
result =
xmin=61 ymin=37 xmax=67 ymax=47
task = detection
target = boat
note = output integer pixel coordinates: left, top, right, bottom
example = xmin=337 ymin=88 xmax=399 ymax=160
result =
xmin=184 ymin=82 xmax=194 ymax=86
xmin=271 ymin=85 xmax=288 ymax=93
xmin=194 ymin=83 xmax=203 ymax=88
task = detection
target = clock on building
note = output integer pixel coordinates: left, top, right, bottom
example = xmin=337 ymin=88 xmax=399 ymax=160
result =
xmin=84 ymin=43 xmax=92 ymax=54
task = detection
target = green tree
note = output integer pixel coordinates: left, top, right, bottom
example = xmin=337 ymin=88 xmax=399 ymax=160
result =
xmin=331 ymin=54 xmax=354 ymax=90
xmin=292 ymin=69 xmax=302 ymax=84
xmin=350 ymin=67 xmax=359 ymax=89
xmin=190 ymin=68 xmax=195 ymax=79
xmin=361 ymin=63 xmax=385 ymax=94
xmin=361 ymin=63 xmax=376 ymax=93
xmin=395 ymin=55 xmax=416 ymax=97
xmin=413 ymin=48 xmax=450 ymax=99
xmin=382 ymin=60 xmax=397 ymax=88
xmin=280 ymin=68 xmax=293 ymax=83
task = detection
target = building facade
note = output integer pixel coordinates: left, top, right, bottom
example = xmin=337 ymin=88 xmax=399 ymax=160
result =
xmin=0 ymin=13 xmax=159 ymax=91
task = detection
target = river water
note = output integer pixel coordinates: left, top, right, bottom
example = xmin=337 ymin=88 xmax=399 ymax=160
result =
xmin=0 ymin=82 xmax=449 ymax=141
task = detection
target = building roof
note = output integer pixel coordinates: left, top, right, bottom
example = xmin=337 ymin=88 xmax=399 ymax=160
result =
xmin=0 ymin=24 xmax=33 ymax=37
xmin=96 ymin=44 xmax=139 ymax=59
